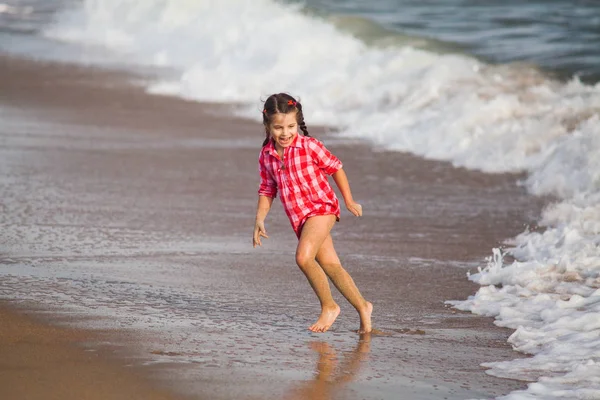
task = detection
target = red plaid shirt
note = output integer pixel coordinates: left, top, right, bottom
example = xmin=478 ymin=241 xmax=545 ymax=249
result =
xmin=258 ymin=135 xmax=342 ymax=236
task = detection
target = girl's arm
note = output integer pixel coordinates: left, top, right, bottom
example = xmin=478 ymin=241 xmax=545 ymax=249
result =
xmin=332 ymin=168 xmax=363 ymax=217
xmin=253 ymin=195 xmax=273 ymax=247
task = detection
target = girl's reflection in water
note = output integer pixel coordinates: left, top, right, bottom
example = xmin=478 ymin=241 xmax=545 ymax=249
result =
xmin=285 ymin=333 xmax=371 ymax=400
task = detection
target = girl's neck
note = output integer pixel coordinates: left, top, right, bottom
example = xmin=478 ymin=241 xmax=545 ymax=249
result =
xmin=276 ymin=145 xmax=284 ymax=159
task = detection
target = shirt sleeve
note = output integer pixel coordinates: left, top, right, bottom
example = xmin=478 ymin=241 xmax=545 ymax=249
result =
xmin=306 ymin=138 xmax=343 ymax=175
xmin=258 ymin=151 xmax=278 ymax=198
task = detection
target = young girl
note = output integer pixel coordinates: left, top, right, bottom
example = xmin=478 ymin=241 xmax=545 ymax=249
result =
xmin=252 ymin=93 xmax=373 ymax=334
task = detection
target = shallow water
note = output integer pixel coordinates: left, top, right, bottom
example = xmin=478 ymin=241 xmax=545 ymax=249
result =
xmin=0 ymin=57 xmax=541 ymax=399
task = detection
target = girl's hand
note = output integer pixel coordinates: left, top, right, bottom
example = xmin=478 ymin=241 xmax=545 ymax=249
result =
xmin=253 ymin=220 xmax=269 ymax=247
xmin=346 ymin=202 xmax=363 ymax=217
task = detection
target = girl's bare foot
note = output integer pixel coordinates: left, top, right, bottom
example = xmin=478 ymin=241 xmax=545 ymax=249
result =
xmin=308 ymin=305 xmax=340 ymax=333
xmin=358 ymin=302 xmax=373 ymax=333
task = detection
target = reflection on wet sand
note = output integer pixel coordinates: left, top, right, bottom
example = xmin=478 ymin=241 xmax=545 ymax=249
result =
xmin=284 ymin=334 xmax=371 ymax=400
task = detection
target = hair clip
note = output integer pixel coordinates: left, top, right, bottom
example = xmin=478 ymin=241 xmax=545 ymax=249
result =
xmin=287 ymin=100 xmax=297 ymax=106
xmin=262 ymin=109 xmax=267 ymax=114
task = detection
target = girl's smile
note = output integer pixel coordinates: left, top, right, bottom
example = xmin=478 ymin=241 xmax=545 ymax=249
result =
xmin=268 ymin=112 xmax=298 ymax=154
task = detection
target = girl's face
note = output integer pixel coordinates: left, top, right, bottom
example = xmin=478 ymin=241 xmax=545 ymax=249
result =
xmin=268 ymin=112 xmax=298 ymax=152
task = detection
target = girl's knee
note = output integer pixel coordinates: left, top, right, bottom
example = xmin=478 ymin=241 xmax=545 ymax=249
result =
xmin=295 ymin=249 xmax=314 ymax=269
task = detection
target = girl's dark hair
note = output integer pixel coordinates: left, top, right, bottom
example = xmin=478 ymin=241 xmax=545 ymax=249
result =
xmin=261 ymin=93 xmax=310 ymax=147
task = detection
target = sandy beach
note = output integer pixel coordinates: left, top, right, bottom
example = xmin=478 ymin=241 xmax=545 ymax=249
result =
xmin=0 ymin=54 xmax=546 ymax=399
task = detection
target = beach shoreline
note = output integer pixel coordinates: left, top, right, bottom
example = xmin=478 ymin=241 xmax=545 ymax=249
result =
xmin=0 ymin=53 xmax=545 ymax=399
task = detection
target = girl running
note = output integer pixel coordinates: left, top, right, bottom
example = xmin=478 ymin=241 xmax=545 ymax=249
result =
xmin=253 ymin=93 xmax=373 ymax=333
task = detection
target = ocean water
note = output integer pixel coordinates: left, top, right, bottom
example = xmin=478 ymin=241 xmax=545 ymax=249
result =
xmin=1 ymin=1 xmax=600 ymax=399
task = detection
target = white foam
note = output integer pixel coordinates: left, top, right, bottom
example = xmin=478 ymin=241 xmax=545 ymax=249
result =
xmin=12 ymin=0 xmax=600 ymax=398
xmin=447 ymin=117 xmax=600 ymax=398
xmin=43 ymin=0 xmax=600 ymax=175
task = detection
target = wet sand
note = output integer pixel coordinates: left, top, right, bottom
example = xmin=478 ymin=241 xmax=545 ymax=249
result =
xmin=0 ymin=303 xmax=188 ymax=400
xmin=0 ymin=54 xmax=544 ymax=399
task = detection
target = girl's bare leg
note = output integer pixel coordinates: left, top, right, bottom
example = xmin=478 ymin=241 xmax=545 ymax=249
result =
xmin=296 ymin=215 xmax=340 ymax=332
xmin=316 ymin=235 xmax=373 ymax=333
